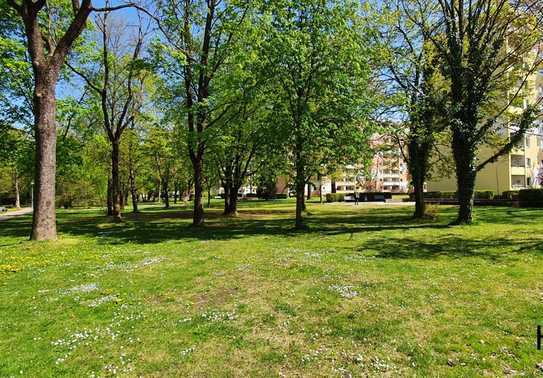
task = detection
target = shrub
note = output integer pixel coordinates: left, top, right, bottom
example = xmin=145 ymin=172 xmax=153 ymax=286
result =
xmin=519 ymin=189 xmax=543 ymax=207
xmin=474 ymin=190 xmax=495 ymax=200
xmin=326 ymin=193 xmax=345 ymax=203
xmin=500 ymin=190 xmax=519 ymax=200
xmin=440 ymin=191 xmax=457 ymax=199
xmin=275 ymin=193 xmax=288 ymax=199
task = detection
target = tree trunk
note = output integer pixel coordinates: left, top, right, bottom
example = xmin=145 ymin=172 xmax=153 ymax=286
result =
xmin=318 ymin=173 xmax=323 ymax=204
xmin=163 ymin=178 xmax=170 ymax=208
xmin=331 ymin=180 xmax=337 ymax=193
xmin=224 ymin=183 xmax=239 ymax=216
xmin=452 ymin=133 xmax=476 ymax=224
xmin=192 ymin=157 xmax=204 ymax=226
xmin=294 ymin=147 xmax=306 ymax=229
xmin=412 ymin=174 xmax=426 ymax=219
xmin=107 ymin=177 xmax=113 ymax=216
xmin=307 ymin=182 xmax=312 ymax=200
xmin=13 ymin=173 xmax=20 ymax=209
xmin=174 ymin=182 xmax=179 ymax=204
xmin=110 ymin=140 xmax=122 ymax=221
xmin=207 ymin=186 xmax=212 ymax=208
xmin=31 ymin=79 xmax=58 ymax=240
xmin=129 ymin=168 xmax=138 ymax=213
xmin=295 ymin=176 xmax=306 ymax=229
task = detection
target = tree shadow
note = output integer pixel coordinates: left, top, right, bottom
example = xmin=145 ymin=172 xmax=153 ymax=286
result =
xmin=356 ymin=234 xmax=543 ymax=262
xmin=0 ymin=205 xmax=450 ymax=245
xmin=0 ymin=205 xmax=537 ymax=248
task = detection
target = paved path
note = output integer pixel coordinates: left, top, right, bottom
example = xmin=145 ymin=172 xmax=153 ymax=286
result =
xmin=0 ymin=207 xmax=32 ymax=221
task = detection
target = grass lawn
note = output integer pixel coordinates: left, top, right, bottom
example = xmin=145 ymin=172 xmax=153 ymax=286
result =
xmin=1 ymin=200 xmax=542 ymax=376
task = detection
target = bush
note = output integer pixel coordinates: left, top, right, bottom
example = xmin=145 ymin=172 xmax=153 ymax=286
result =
xmin=326 ymin=193 xmax=345 ymax=203
xmin=275 ymin=193 xmax=288 ymax=199
xmin=500 ymin=190 xmax=519 ymax=200
xmin=474 ymin=190 xmax=495 ymax=200
xmin=519 ymin=189 xmax=543 ymax=207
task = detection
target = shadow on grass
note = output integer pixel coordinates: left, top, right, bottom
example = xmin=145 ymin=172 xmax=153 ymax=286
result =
xmin=1 ymin=205 xmax=539 ymax=252
xmin=0 ymin=205 xmax=449 ymax=245
xmin=357 ymin=234 xmax=543 ymax=262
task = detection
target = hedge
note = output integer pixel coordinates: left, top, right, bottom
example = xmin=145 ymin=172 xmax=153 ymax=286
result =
xmin=326 ymin=193 xmax=345 ymax=203
xmin=500 ymin=190 xmax=519 ymax=200
xmin=474 ymin=190 xmax=495 ymax=200
xmin=519 ymin=189 xmax=543 ymax=207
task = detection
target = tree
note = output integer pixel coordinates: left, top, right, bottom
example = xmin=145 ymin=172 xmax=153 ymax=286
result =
xmin=145 ymin=123 xmax=178 ymax=209
xmin=6 ymin=0 xmax=137 ymax=240
xmin=152 ymin=0 xmax=252 ymax=226
xmin=68 ymin=9 xmax=147 ymax=221
xmin=261 ymin=0 xmax=375 ymax=229
xmin=0 ymin=127 xmax=32 ymax=208
xmin=412 ymin=0 xmax=543 ymax=224
xmin=381 ymin=1 xmax=448 ymax=218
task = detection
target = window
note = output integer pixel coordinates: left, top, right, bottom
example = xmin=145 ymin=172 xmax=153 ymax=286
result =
xmin=511 ymin=175 xmax=526 ymax=188
xmin=527 ymin=158 xmax=532 ymax=168
xmin=511 ymin=155 xmax=525 ymax=167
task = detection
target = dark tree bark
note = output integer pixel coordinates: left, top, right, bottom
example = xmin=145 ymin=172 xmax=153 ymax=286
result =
xmin=111 ymin=140 xmax=122 ymax=221
xmin=162 ymin=178 xmax=170 ymax=209
xmin=452 ymin=135 xmax=477 ymax=224
xmin=192 ymin=157 xmax=205 ymax=226
xmin=128 ymin=149 xmax=138 ymax=213
xmin=331 ymin=180 xmax=336 ymax=193
xmin=306 ymin=182 xmax=312 ymax=200
xmin=222 ymin=179 xmax=240 ymax=216
xmin=106 ymin=177 xmax=113 ymax=216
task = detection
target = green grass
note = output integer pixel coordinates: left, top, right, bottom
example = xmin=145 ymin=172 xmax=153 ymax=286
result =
xmin=1 ymin=200 xmax=543 ymax=376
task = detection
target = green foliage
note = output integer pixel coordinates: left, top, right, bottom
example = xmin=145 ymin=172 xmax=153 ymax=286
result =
xmin=518 ymin=189 xmax=543 ymax=207
xmin=325 ymin=193 xmax=345 ymax=202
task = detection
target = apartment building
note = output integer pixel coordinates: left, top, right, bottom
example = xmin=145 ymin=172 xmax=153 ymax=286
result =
xmin=310 ymin=136 xmax=409 ymax=195
xmin=428 ymin=67 xmax=543 ymax=194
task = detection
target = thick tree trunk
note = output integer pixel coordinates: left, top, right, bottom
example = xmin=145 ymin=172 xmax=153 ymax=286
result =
xmin=110 ymin=141 xmax=122 ymax=221
xmin=412 ymin=174 xmax=426 ymax=219
xmin=307 ymin=182 xmax=312 ymax=200
xmin=223 ymin=183 xmax=239 ymax=216
xmin=331 ymin=180 xmax=336 ymax=193
xmin=31 ymin=79 xmax=58 ymax=240
xmin=452 ymin=133 xmax=476 ymax=224
xmin=192 ymin=157 xmax=204 ymax=226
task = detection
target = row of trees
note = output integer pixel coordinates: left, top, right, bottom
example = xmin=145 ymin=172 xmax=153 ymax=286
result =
xmin=1 ymin=0 xmax=542 ymax=240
